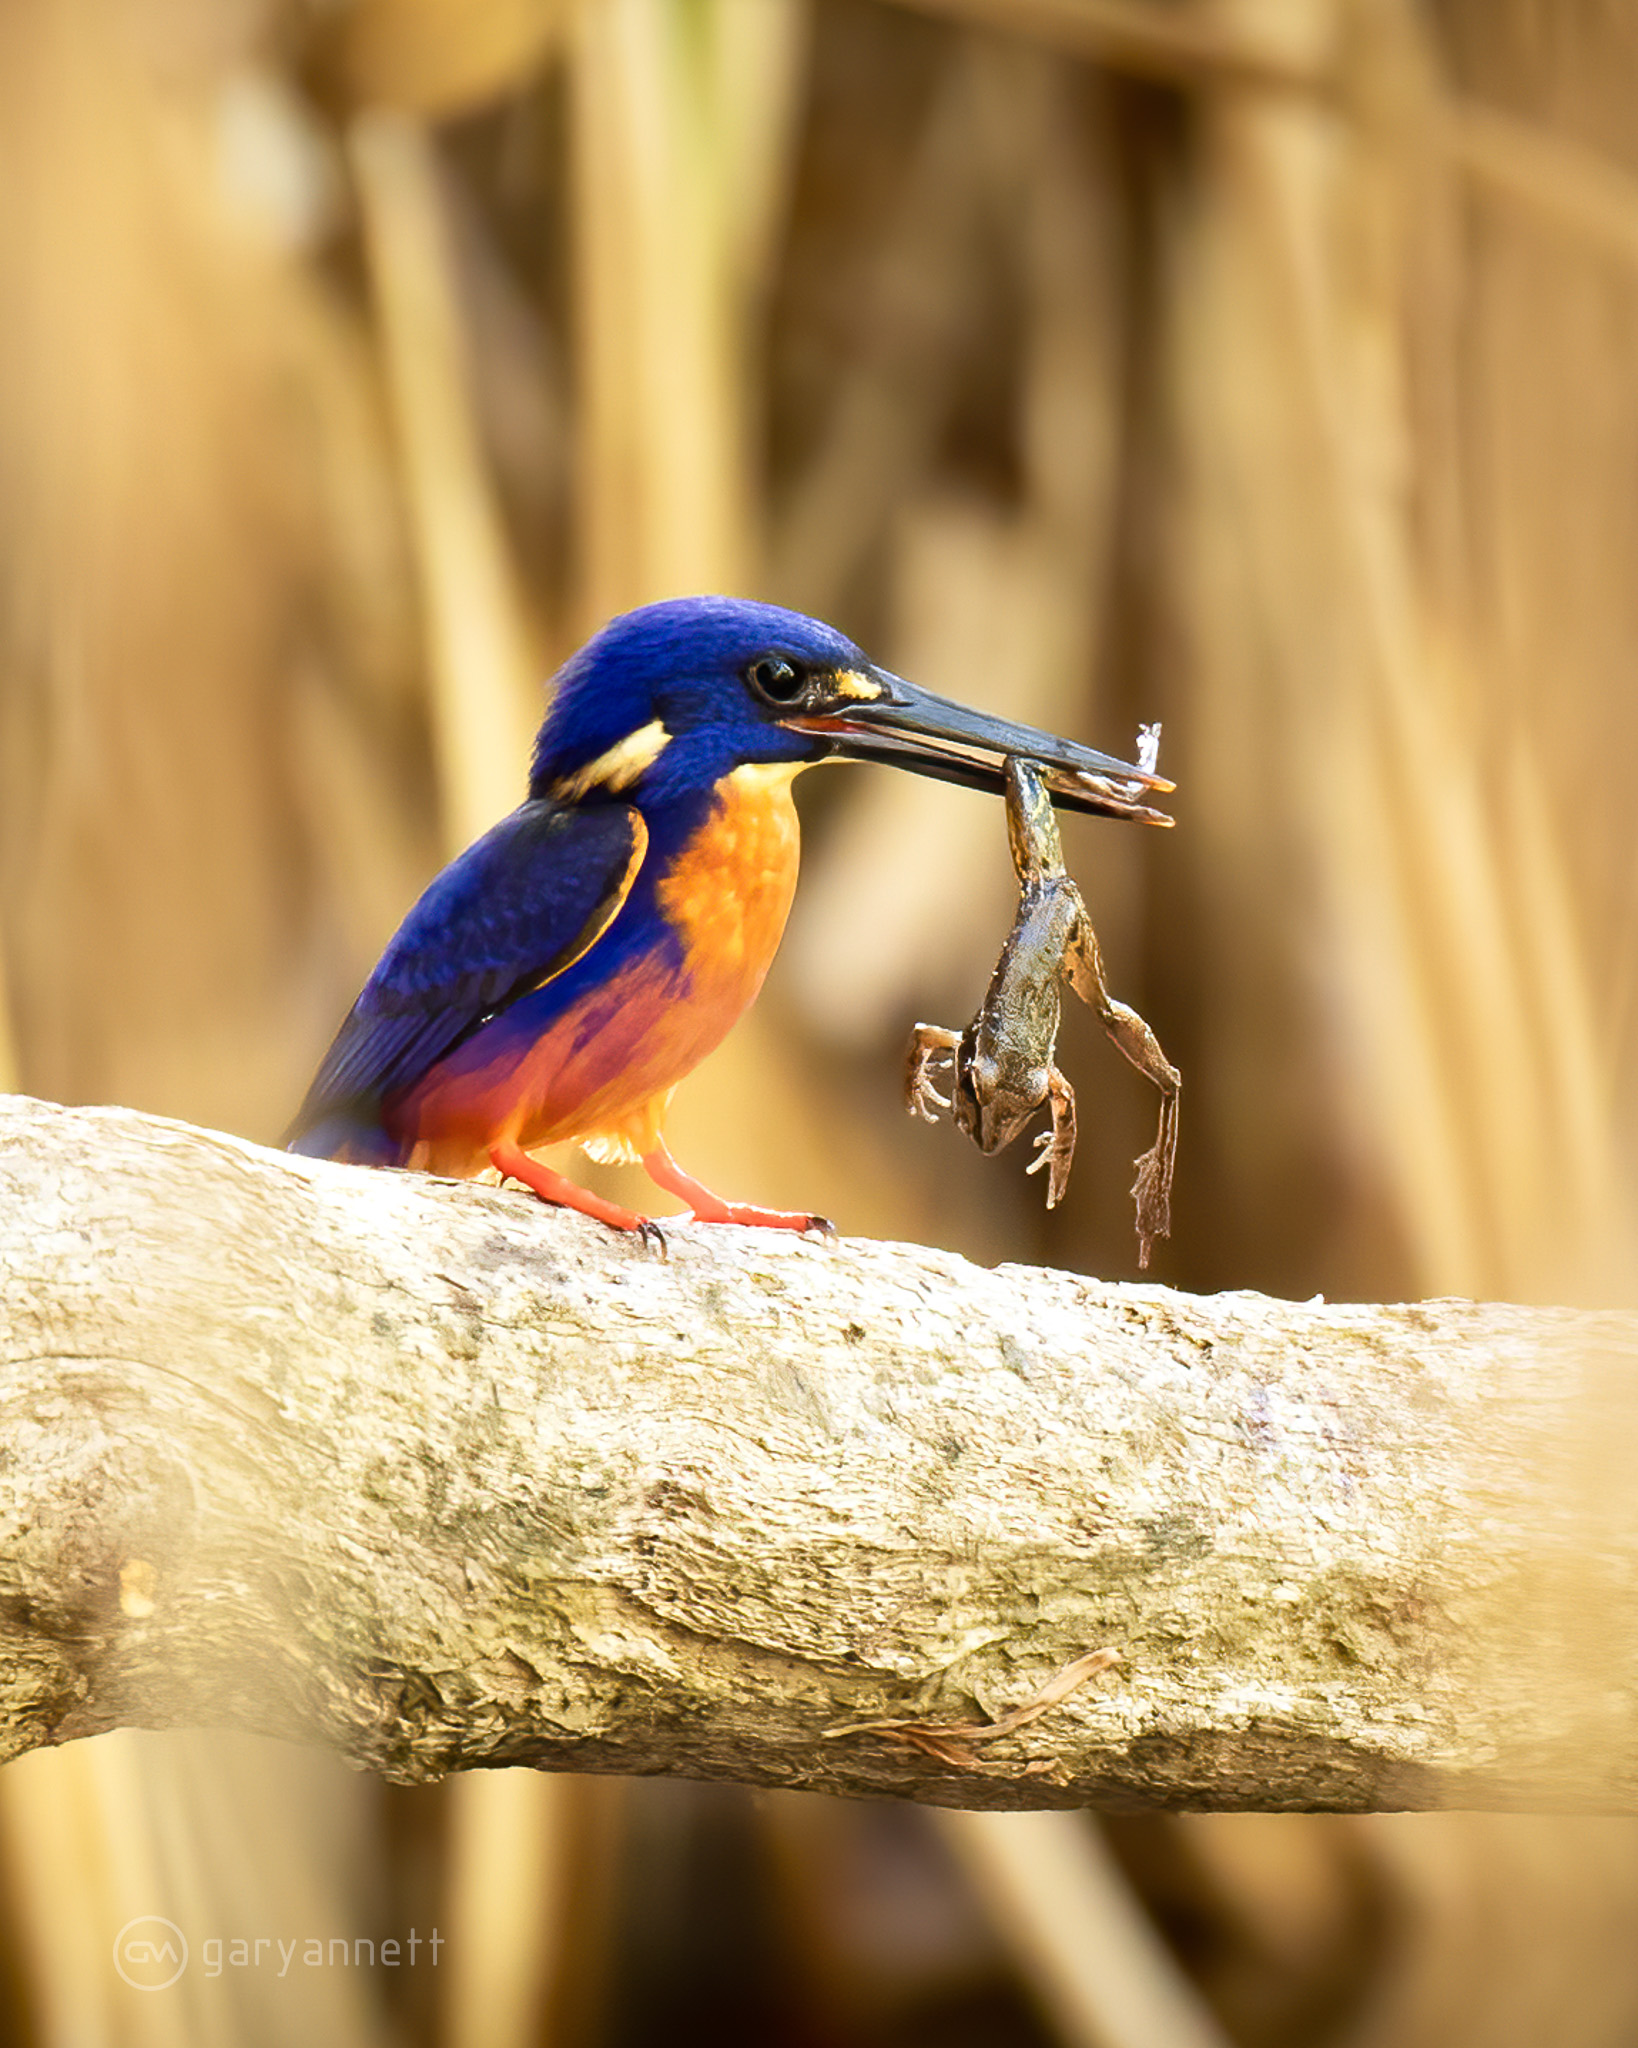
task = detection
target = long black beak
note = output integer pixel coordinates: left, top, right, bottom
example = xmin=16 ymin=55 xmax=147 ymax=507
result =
xmin=789 ymin=668 xmax=1174 ymax=823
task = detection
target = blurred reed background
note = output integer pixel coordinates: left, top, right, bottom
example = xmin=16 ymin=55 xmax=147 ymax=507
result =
xmin=2 ymin=0 xmax=1638 ymax=2042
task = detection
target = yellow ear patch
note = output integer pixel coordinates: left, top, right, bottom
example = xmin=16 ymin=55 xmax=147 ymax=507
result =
xmin=552 ymin=719 xmax=672 ymax=800
xmin=831 ymin=669 xmax=884 ymax=701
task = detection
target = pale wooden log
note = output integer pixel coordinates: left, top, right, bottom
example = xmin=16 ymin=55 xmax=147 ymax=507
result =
xmin=0 ymin=1094 xmax=1634 ymax=1811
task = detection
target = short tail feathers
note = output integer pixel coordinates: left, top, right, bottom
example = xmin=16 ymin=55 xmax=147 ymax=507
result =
xmin=285 ymin=1113 xmax=406 ymax=1168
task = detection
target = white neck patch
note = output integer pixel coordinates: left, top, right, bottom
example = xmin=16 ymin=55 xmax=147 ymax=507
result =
xmin=552 ymin=719 xmax=672 ymax=800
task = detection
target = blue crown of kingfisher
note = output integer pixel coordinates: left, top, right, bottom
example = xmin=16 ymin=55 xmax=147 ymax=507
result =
xmin=289 ymin=595 xmax=1170 ymax=1242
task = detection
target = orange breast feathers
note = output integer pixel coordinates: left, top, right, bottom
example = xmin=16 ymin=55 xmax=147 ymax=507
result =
xmin=656 ymin=761 xmax=804 ymax=998
xmin=565 ymin=759 xmax=805 ymax=1161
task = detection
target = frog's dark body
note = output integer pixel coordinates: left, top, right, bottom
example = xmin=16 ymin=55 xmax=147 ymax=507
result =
xmin=959 ymin=877 xmax=1079 ymax=1153
xmin=906 ymin=756 xmax=1180 ymax=1265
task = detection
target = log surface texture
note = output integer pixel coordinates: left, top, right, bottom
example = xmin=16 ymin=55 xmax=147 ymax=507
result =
xmin=1 ymin=1095 xmax=1634 ymax=1811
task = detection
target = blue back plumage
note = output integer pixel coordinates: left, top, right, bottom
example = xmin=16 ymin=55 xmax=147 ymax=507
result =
xmin=286 ymin=798 xmax=645 ymax=1156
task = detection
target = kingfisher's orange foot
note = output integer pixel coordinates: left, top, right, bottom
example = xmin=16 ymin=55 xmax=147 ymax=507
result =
xmin=710 ymin=1200 xmax=834 ymax=1236
xmin=641 ymin=1140 xmax=836 ymax=1237
xmin=490 ymin=1140 xmax=667 ymax=1254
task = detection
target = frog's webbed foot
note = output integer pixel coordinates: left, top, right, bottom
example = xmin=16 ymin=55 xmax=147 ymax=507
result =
xmin=1064 ymin=917 xmax=1181 ymax=1268
xmin=1129 ymin=1093 xmax=1179 ymax=1267
xmin=905 ymin=1023 xmax=961 ymax=1123
xmin=1023 ymin=1067 xmax=1077 ymax=1208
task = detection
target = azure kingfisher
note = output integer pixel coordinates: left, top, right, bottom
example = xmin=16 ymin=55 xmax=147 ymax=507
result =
xmin=287 ymin=596 xmax=1171 ymax=1239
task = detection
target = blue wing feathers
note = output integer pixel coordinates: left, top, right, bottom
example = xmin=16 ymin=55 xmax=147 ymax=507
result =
xmin=287 ymin=798 xmax=644 ymax=1151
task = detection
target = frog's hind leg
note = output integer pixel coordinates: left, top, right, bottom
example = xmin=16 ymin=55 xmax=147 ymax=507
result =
xmin=1064 ymin=911 xmax=1181 ymax=1267
xmin=1024 ymin=1067 xmax=1077 ymax=1208
xmin=905 ymin=1023 xmax=962 ymax=1122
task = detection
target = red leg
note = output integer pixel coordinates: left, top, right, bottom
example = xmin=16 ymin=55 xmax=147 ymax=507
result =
xmin=491 ymin=1140 xmax=666 ymax=1251
xmin=641 ymin=1137 xmax=834 ymax=1236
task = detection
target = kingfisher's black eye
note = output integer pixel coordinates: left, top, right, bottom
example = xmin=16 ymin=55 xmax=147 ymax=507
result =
xmin=746 ymin=655 xmax=805 ymax=706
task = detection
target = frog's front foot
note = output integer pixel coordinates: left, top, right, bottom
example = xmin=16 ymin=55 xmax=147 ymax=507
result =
xmin=905 ymin=1023 xmax=962 ymax=1122
xmin=1023 ymin=1067 xmax=1077 ymax=1208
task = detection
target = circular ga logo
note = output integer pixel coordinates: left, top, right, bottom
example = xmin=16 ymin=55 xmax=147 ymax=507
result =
xmin=113 ymin=1916 xmax=188 ymax=1990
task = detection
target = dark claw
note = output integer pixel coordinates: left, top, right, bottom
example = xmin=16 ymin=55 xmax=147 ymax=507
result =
xmin=636 ymin=1219 xmax=669 ymax=1258
xmin=805 ymin=1214 xmax=838 ymax=1241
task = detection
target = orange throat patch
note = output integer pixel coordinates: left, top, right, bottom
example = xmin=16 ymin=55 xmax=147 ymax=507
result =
xmin=656 ymin=761 xmax=804 ymax=986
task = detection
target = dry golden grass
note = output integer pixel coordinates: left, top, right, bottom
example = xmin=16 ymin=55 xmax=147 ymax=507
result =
xmin=5 ymin=0 xmax=1638 ymax=2042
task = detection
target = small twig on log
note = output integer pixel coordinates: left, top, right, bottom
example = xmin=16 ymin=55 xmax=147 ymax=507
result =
xmin=2 ymin=1095 xmax=1637 ymax=1811
xmin=826 ymin=1647 xmax=1122 ymax=1766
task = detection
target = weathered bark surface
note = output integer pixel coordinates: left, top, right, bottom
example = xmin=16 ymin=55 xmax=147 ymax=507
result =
xmin=1 ymin=1094 xmax=1635 ymax=1811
